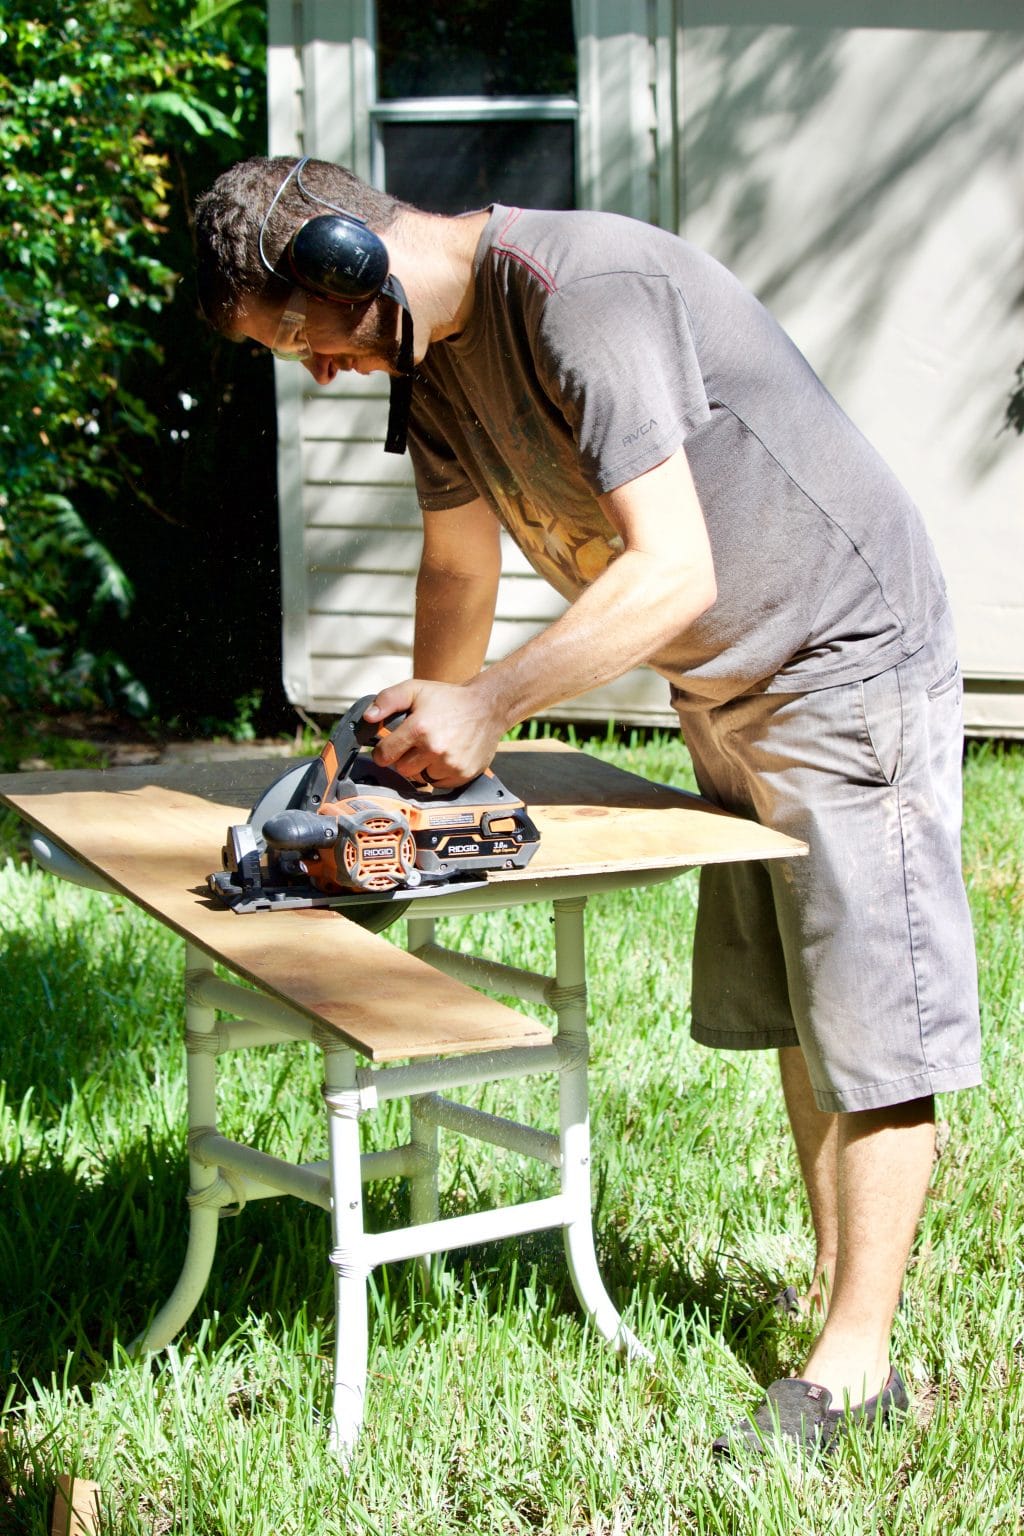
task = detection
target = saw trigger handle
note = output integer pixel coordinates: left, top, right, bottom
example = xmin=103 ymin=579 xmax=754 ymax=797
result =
xmin=354 ymin=699 xmax=409 ymax=749
xmin=318 ymin=694 xmax=409 ymax=789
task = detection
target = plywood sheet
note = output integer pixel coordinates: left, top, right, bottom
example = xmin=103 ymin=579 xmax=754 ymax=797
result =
xmin=489 ymin=742 xmax=806 ymax=881
xmin=0 ymin=744 xmax=804 ymax=1059
xmin=0 ymin=781 xmax=551 ymax=1063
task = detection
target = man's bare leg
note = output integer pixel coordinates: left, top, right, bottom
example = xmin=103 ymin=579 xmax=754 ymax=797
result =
xmin=778 ymin=1045 xmax=935 ymax=1407
xmin=779 ymin=1046 xmax=838 ymax=1313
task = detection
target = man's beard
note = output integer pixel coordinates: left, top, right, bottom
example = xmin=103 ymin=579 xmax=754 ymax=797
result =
xmin=350 ymin=296 xmax=404 ymax=372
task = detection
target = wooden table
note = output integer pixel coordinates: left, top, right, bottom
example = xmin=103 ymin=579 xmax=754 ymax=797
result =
xmin=0 ymin=741 xmax=805 ymax=1452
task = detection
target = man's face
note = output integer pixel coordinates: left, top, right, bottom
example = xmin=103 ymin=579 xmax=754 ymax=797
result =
xmin=239 ymin=288 xmax=403 ymax=384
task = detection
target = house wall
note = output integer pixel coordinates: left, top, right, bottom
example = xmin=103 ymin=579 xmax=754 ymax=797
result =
xmin=674 ymin=2 xmax=1024 ymax=734
xmin=266 ymin=0 xmax=1024 ymax=733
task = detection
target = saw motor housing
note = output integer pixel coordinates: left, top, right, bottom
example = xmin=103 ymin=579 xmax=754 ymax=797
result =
xmin=209 ymin=696 xmax=540 ymax=914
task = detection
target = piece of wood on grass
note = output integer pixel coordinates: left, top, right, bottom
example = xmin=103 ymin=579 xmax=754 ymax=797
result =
xmin=50 ymin=1476 xmax=101 ymax=1536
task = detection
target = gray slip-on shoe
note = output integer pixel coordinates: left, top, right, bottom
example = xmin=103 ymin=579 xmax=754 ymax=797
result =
xmin=771 ymin=1285 xmax=905 ymax=1320
xmin=712 ymin=1368 xmax=909 ymax=1459
xmin=772 ymin=1285 xmax=803 ymax=1317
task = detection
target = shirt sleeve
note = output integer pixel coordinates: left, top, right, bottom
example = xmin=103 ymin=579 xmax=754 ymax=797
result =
xmin=532 ymin=271 xmax=710 ymax=495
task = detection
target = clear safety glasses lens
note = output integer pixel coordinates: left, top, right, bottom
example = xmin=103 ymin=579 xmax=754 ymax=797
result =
xmin=270 ymin=290 xmax=312 ymax=362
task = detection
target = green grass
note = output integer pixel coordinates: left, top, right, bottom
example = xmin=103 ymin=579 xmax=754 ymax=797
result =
xmin=0 ymin=739 xmax=1021 ymax=1534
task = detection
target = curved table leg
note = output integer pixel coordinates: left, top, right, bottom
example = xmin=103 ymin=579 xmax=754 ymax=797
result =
xmin=130 ymin=1203 xmax=221 ymax=1354
xmin=553 ymin=898 xmax=652 ymax=1363
xmin=131 ymin=946 xmax=223 ymax=1353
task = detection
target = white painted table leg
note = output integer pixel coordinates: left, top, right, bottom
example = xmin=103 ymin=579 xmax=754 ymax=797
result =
xmin=131 ymin=945 xmax=224 ymax=1353
xmin=553 ymin=898 xmax=651 ymax=1362
xmin=405 ymin=915 xmax=443 ymax=1290
xmin=319 ymin=1031 xmax=371 ymax=1457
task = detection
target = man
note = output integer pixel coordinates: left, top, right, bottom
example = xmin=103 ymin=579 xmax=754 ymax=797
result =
xmin=194 ymin=155 xmax=980 ymax=1456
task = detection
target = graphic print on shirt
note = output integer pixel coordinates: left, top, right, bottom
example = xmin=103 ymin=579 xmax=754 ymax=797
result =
xmin=459 ymin=383 xmax=626 ymax=600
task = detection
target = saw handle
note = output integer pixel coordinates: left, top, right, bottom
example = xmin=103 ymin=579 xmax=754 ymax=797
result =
xmin=327 ymin=695 xmax=409 ymax=783
xmin=297 ymin=696 xmax=409 ymax=811
xmin=353 ymin=698 xmax=409 ymax=750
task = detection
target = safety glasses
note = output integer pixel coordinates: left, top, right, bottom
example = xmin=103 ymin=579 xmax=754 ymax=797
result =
xmin=270 ymin=288 xmax=313 ymax=362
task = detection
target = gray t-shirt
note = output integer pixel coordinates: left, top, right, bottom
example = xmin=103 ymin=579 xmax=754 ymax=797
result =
xmin=408 ymin=204 xmax=948 ymax=703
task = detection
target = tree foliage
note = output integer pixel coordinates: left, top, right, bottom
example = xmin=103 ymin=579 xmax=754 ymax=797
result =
xmin=0 ymin=0 xmax=265 ymax=716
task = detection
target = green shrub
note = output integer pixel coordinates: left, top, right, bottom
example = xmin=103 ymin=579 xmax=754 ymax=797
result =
xmin=0 ymin=0 xmax=261 ymax=714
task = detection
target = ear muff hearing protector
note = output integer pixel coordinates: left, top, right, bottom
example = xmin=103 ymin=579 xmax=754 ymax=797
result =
xmin=286 ymin=214 xmax=390 ymax=304
xmin=258 ymin=157 xmax=414 ymax=454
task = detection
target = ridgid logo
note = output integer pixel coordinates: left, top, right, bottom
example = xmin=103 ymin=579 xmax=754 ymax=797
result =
xmin=623 ymin=419 xmax=657 ymax=447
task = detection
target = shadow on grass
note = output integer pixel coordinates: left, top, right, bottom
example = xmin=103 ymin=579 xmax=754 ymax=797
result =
xmin=0 ymin=882 xmax=793 ymax=1409
xmin=2 ymin=1123 xmax=797 ymax=1414
xmin=0 ymin=1137 xmax=416 ymax=1404
xmin=597 ymin=1223 xmax=800 ymax=1385
xmin=0 ymin=927 xmax=172 ymax=1111
xmin=390 ymin=1177 xmax=798 ymax=1386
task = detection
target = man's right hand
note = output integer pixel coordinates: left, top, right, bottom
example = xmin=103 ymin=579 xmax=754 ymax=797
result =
xmin=364 ymin=678 xmax=507 ymax=789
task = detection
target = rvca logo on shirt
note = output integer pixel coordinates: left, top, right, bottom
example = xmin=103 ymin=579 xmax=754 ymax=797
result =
xmin=623 ymin=418 xmax=657 ymax=447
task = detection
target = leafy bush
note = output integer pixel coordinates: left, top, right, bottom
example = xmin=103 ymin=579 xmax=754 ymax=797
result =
xmin=0 ymin=1 xmax=263 ymax=716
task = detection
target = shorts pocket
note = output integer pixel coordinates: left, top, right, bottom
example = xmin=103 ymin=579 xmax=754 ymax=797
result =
xmin=926 ymin=656 xmax=961 ymax=701
xmin=859 ymin=666 xmax=904 ymax=785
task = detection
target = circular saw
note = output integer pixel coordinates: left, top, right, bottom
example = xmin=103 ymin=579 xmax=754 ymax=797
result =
xmin=207 ymin=695 xmax=540 ymax=930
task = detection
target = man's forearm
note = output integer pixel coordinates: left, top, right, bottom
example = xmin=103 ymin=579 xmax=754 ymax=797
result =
xmin=468 ymin=448 xmax=715 ymax=730
xmin=413 ymin=563 xmax=497 ymax=683
xmin=368 ymin=451 xmax=716 ymax=787
xmin=369 ymin=544 xmax=715 ymax=789
xmin=468 ymin=544 xmax=714 ymax=731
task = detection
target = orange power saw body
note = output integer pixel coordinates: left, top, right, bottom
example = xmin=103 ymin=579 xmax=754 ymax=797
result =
xmin=208 ymin=696 xmax=540 ymax=916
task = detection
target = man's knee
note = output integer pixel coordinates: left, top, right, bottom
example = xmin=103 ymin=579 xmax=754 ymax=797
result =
xmin=843 ymin=1094 xmax=936 ymax=1140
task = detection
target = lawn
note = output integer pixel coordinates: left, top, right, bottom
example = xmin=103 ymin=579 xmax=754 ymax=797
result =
xmin=0 ymin=737 xmax=1021 ymax=1535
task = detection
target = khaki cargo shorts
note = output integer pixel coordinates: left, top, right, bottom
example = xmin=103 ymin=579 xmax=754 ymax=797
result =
xmin=672 ymin=608 xmax=981 ymax=1113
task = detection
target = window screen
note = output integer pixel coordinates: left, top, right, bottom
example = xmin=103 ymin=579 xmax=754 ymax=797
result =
xmin=380 ymin=120 xmax=575 ymax=215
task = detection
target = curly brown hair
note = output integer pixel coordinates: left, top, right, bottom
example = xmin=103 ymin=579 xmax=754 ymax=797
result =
xmin=193 ymin=156 xmax=409 ymax=334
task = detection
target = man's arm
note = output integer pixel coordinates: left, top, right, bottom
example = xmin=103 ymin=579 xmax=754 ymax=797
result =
xmin=413 ymin=499 xmax=502 ymax=682
xmin=368 ymin=447 xmax=716 ymax=786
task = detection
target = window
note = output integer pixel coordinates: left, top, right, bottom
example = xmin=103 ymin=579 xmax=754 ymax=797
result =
xmin=371 ymin=1 xmax=578 ymax=215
